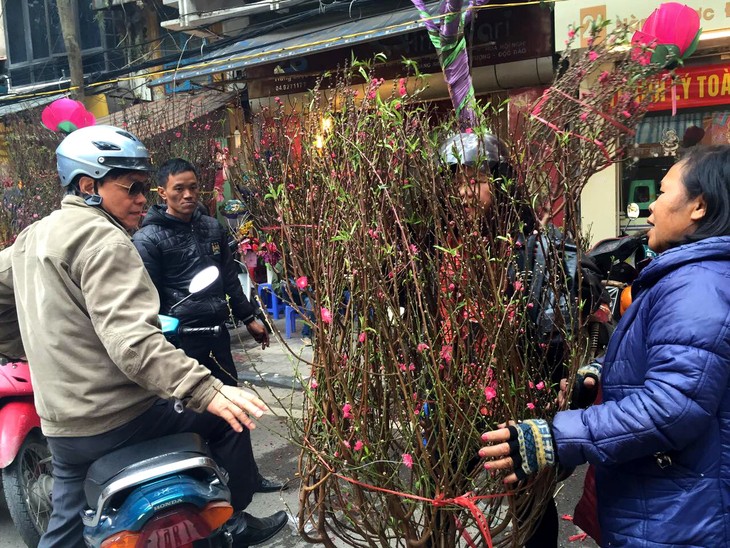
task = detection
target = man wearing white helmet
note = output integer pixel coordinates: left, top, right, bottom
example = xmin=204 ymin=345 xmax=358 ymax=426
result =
xmin=0 ymin=125 xmax=287 ymax=547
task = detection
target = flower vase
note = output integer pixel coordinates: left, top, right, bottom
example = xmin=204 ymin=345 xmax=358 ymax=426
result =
xmin=266 ymin=263 xmax=275 ymax=285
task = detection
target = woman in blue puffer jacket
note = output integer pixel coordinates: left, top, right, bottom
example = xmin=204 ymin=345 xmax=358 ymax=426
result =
xmin=479 ymin=144 xmax=730 ymax=547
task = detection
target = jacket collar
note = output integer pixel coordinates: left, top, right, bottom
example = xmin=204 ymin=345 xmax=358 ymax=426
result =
xmin=61 ymin=195 xmax=132 ymax=238
xmin=140 ymin=204 xmax=200 ymax=228
xmin=635 ymin=235 xmax=730 ymax=290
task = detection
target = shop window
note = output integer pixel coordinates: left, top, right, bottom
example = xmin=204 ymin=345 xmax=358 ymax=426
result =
xmin=621 ymin=108 xmax=730 ymax=231
xmin=4 ymin=0 xmax=109 ymax=87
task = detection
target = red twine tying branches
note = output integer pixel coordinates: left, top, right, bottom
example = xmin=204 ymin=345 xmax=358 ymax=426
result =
xmin=305 ymin=438 xmax=512 ymax=548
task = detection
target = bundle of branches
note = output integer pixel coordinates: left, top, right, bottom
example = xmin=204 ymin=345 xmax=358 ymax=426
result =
xmin=239 ymin=19 xmax=665 ymax=548
xmin=0 ymin=112 xmax=64 ymax=247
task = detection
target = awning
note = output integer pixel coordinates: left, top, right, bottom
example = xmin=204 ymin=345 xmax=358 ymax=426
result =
xmin=0 ymin=93 xmax=65 ymax=118
xmin=149 ymin=5 xmax=437 ymax=87
xmin=95 ymin=89 xmax=236 ymax=139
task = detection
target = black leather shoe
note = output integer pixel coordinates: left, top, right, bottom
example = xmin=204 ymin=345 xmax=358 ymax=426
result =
xmin=228 ymin=510 xmax=288 ymax=547
xmin=257 ymin=476 xmax=286 ymax=493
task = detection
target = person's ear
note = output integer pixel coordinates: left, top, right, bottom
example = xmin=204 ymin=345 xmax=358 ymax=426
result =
xmin=78 ymin=176 xmax=96 ymax=195
xmin=690 ymin=194 xmax=707 ymax=222
xmin=157 ymin=184 xmax=167 ymax=202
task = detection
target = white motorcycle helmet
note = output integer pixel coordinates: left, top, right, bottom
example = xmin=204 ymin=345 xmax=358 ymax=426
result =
xmin=439 ymin=131 xmax=513 ymax=181
xmin=56 ymin=125 xmax=153 ymax=188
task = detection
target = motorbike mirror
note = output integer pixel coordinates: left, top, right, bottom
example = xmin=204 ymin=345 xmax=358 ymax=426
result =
xmin=626 ymin=202 xmax=640 ymax=220
xmin=169 ymin=267 xmax=220 ymax=314
xmin=188 ymin=266 xmax=220 ymax=294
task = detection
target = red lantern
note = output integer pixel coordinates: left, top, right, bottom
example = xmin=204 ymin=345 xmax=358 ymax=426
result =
xmin=631 ymin=2 xmax=701 ymax=68
xmin=41 ymin=97 xmax=96 ymax=133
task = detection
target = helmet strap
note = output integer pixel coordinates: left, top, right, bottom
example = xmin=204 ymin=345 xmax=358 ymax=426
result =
xmin=83 ymin=180 xmax=103 ymax=207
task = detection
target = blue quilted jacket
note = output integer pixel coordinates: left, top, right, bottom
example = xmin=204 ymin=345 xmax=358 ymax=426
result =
xmin=552 ymin=236 xmax=730 ymax=547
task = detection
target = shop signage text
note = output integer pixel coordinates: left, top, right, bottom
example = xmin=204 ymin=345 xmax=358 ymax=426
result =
xmin=641 ymin=65 xmax=730 ymax=111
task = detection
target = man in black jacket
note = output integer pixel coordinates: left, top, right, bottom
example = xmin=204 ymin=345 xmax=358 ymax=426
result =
xmin=133 ymin=158 xmax=285 ymax=496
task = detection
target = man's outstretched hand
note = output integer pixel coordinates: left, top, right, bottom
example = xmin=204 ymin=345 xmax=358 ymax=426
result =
xmin=247 ymin=320 xmax=270 ymax=349
xmin=207 ymin=385 xmax=267 ymax=432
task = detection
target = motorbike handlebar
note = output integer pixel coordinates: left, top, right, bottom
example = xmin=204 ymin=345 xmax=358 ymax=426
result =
xmin=178 ymin=326 xmax=221 ymax=337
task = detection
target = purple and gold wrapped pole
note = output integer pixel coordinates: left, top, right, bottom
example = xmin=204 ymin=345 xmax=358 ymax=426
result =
xmin=411 ymin=0 xmax=491 ymax=128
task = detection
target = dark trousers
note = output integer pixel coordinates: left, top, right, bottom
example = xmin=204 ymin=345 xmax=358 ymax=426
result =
xmin=40 ymin=399 xmax=256 ymax=548
xmin=177 ymin=328 xmax=262 ymax=481
xmin=179 ymin=327 xmax=238 ymax=386
xmin=524 ymin=497 xmax=559 ymax=548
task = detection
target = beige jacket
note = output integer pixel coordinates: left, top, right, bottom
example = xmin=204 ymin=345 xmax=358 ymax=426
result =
xmin=0 ymin=196 xmax=223 ymax=437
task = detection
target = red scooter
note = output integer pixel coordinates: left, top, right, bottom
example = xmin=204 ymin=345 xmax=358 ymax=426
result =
xmin=0 ymin=358 xmax=53 ymax=547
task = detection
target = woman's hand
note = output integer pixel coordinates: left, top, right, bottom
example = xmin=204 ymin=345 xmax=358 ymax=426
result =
xmin=206 ymin=385 xmax=267 ymax=432
xmin=479 ymin=425 xmax=520 ymax=483
xmin=479 ymin=419 xmax=557 ymax=484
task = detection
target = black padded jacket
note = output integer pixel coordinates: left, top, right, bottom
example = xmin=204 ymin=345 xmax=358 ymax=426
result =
xmin=132 ymin=205 xmax=257 ymax=327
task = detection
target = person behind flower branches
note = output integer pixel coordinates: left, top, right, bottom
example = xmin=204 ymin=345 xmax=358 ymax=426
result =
xmin=480 ymin=145 xmax=730 ymax=546
xmin=132 ymin=158 xmax=287 ymax=498
xmin=438 ymin=131 xmax=604 ymax=547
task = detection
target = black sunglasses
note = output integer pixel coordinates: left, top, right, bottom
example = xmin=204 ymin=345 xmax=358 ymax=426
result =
xmin=112 ymin=180 xmax=152 ymax=196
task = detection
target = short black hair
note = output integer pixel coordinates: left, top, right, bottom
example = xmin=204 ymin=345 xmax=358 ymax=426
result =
xmin=679 ymin=145 xmax=730 ymax=243
xmin=156 ymin=158 xmax=199 ymax=188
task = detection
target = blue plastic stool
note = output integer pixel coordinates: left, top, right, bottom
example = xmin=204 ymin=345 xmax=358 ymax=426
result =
xmin=257 ymin=283 xmax=282 ymax=319
xmin=284 ymin=305 xmax=300 ymax=339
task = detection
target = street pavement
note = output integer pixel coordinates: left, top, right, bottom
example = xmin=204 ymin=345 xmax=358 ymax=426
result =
xmin=0 ymin=316 xmax=596 ymax=547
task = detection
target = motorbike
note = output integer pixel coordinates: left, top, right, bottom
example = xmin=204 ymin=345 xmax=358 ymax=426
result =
xmin=0 ymin=359 xmax=53 ymax=547
xmin=584 ymin=203 xmax=652 ymax=356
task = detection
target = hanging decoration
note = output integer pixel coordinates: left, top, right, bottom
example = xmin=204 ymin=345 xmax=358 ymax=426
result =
xmin=631 ymin=2 xmax=702 ymax=115
xmin=41 ymin=97 xmax=96 ymax=133
xmin=631 ymin=2 xmax=701 ymax=69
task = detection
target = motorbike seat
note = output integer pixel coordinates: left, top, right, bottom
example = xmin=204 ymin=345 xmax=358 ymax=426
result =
xmin=84 ymin=432 xmax=212 ymax=509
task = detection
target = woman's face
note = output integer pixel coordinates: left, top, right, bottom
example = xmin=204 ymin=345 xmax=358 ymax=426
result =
xmin=456 ymin=165 xmax=493 ymax=217
xmin=647 ymin=161 xmax=706 ymax=253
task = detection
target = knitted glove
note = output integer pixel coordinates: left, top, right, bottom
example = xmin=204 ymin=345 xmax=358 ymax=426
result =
xmin=571 ymin=360 xmax=602 ymax=409
xmin=507 ymin=419 xmax=557 ymax=481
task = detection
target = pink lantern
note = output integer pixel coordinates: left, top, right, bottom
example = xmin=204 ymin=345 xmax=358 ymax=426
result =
xmin=41 ymin=97 xmax=96 ymax=133
xmin=631 ymin=2 xmax=701 ymax=68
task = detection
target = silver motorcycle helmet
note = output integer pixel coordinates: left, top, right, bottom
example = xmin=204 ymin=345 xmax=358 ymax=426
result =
xmin=438 ymin=131 xmax=512 ymax=179
xmin=56 ymin=125 xmax=153 ymax=187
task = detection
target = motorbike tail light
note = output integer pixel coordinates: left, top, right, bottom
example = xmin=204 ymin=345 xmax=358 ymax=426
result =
xmin=198 ymin=500 xmax=234 ymax=531
xmin=100 ymin=503 xmax=222 ymax=548
xmin=99 ymin=531 xmax=140 ymax=548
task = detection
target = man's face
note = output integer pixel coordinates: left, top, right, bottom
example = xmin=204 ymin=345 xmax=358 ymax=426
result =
xmin=456 ymin=165 xmax=493 ymax=217
xmin=158 ymin=170 xmax=199 ymax=222
xmin=97 ymin=172 xmax=150 ymax=231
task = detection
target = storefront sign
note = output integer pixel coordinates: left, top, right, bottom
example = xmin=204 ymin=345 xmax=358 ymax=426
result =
xmin=554 ymin=0 xmax=730 ymax=50
xmin=643 ymin=64 xmax=730 ymax=111
xmin=248 ymin=3 xmax=551 ymax=99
